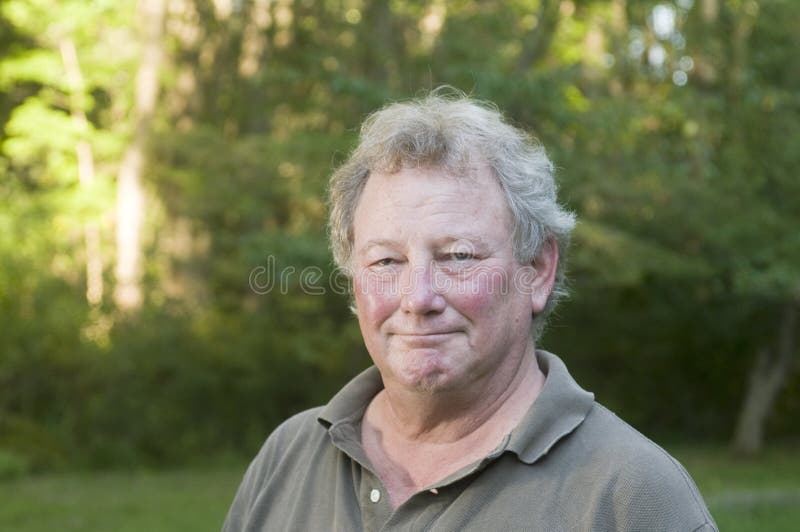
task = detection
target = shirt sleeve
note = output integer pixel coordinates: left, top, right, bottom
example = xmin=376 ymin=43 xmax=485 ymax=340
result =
xmin=611 ymin=451 xmax=719 ymax=532
xmin=221 ymin=434 xmax=280 ymax=532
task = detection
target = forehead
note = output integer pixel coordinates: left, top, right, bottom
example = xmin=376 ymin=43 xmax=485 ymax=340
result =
xmin=352 ymin=165 xmax=513 ymax=244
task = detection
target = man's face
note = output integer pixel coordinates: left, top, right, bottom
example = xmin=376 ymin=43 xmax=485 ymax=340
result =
xmin=351 ymin=165 xmax=554 ymax=393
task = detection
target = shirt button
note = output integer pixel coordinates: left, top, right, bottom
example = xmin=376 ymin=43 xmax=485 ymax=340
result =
xmin=370 ymin=489 xmax=381 ymax=503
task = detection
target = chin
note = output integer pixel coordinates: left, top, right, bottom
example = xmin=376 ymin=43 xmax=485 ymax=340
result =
xmin=400 ymin=374 xmax=450 ymax=393
xmin=391 ymin=350 xmax=461 ymax=393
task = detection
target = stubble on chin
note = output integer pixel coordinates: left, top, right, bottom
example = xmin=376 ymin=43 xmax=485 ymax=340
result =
xmin=387 ymin=348 xmax=462 ymax=394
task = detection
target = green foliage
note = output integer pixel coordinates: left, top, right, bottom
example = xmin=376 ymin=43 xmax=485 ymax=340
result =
xmin=0 ymin=0 xmax=798 ymax=471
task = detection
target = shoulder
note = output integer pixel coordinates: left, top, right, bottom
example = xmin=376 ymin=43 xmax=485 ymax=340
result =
xmin=264 ymin=407 xmax=326 ymax=448
xmin=580 ymin=402 xmax=692 ymax=480
xmin=571 ymin=402 xmax=718 ymax=530
xmin=222 ymin=407 xmax=328 ymax=531
xmin=247 ymin=406 xmax=327 ymax=480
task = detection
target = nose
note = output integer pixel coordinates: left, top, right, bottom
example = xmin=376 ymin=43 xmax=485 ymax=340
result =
xmin=400 ymin=261 xmax=446 ymax=315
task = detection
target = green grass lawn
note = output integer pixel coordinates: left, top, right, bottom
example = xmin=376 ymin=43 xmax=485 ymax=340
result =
xmin=0 ymin=445 xmax=798 ymax=531
xmin=670 ymin=444 xmax=800 ymax=532
xmin=0 ymin=466 xmax=245 ymax=532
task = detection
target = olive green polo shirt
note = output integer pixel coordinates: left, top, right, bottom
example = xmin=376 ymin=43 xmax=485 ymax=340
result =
xmin=223 ymin=351 xmax=718 ymax=531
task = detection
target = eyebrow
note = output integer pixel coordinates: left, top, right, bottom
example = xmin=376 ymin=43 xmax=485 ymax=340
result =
xmin=441 ymin=234 xmax=490 ymax=247
xmin=358 ymin=235 xmax=491 ymax=253
xmin=358 ymin=239 xmax=398 ymax=252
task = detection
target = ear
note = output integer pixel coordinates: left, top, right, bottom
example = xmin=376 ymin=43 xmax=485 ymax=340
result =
xmin=530 ymin=238 xmax=558 ymax=315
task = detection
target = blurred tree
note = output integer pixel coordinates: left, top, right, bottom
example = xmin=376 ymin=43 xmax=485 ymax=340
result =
xmin=59 ymin=37 xmax=103 ymax=307
xmin=0 ymin=0 xmax=135 ymax=319
xmin=0 ymin=0 xmax=797 ymax=469
xmin=114 ymin=0 xmax=165 ymax=311
xmin=548 ymin=0 xmax=800 ymax=453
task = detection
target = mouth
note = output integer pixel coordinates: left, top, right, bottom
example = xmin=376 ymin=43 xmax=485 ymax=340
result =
xmin=393 ymin=330 xmax=459 ymax=336
xmin=392 ymin=331 xmax=460 ymax=346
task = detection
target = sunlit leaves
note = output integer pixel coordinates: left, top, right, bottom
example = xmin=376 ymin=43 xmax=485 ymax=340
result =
xmin=0 ymin=50 xmax=66 ymax=91
xmin=4 ymin=98 xmax=79 ymax=168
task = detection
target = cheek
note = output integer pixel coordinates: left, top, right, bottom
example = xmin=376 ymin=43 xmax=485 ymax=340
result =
xmin=353 ymin=273 xmax=399 ymax=326
xmin=450 ymin=266 xmax=531 ymax=325
xmin=450 ymin=272 xmax=504 ymax=317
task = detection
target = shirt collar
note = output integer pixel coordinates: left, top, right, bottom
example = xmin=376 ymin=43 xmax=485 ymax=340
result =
xmin=317 ymin=366 xmax=383 ymax=469
xmin=506 ymin=350 xmax=595 ymax=464
xmin=318 ymin=365 xmax=383 ymax=430
xmin=317 ymin=350 xmax=595 ymax=466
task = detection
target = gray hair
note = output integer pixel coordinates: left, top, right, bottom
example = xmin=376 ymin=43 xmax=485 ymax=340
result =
xmin=327 ymin=90 xmax=576 ymax=338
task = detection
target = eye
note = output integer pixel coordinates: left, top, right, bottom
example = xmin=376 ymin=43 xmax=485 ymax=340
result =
xmin=446 ymin=251 xmax=475 ymax=261
xmin=375 ymin=258 xmax=396 ymax=266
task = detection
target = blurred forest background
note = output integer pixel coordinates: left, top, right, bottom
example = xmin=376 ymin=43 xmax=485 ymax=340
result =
xmin=0 ymin=0 xmax=798 ymax=478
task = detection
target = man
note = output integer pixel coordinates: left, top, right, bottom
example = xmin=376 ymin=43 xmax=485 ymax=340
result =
xmin=223 ymin=93 xmax=718 ymax=531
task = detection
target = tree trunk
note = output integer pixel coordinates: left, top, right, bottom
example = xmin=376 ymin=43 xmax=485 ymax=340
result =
xmin=114 ymin=0 xmax=165 ymax=311
xmin=732 ymin=303 xmax=797 ymax=455
xmin=361 ymin=0 xmax=398 ymax=83
xmin=238 ymin=0 xmax=272 ymax=78
xmin=59 ymin=38 xmax=103 ymax=307
xmin=701 ymin=0 xmax=719 ymax=24
xmin=515 ymin=0 xmax=561 ymax=72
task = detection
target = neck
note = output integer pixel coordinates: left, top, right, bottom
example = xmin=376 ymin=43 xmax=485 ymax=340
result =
xmin=373 ymin=347 xmax=544 ymax=444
